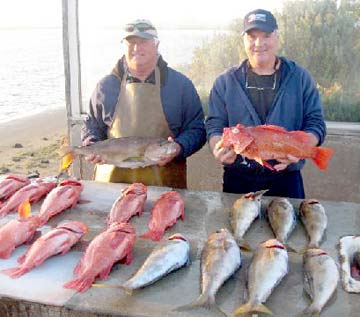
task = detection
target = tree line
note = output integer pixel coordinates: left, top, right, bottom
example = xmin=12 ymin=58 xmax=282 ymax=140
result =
xmin=181 ymin=0 xmax=360 ymax=122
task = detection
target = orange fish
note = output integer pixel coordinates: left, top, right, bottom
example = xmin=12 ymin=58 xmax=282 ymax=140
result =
xmin=219 ymin=124 xmax=334 ymax=170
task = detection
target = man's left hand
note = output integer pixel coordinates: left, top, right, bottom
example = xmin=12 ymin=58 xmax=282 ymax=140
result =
xmin=157 ymin=137 xmax=181 ymax=166
xmin=273 ymin=154 xmax=300 ymax=171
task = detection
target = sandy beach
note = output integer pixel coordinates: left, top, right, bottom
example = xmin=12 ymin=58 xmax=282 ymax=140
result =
xmin=0 ymin=108 xmax=68 ymax=177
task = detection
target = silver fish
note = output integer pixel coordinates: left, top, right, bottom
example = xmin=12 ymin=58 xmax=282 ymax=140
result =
xmin=303 ymin=248 xmax=339 ymax=314
xmin=230 ymin=190 xmax=267 ymax=247
xmin=267 ymin=197 xmax=296 ymax=244
xmin=233 ymin=239 xmax=288 ymax=316
xmin=339 ymin=235 xmax=360 ymax=293
xmin=300 ymin=199 xmax=327 ymax=248
xmin=177 ymin=228 xmax=241 ymax=315
xmin=62 ymin=137 xmax=178 ymax=169
xmin=122 ymin=233 xmax=190 ymax=290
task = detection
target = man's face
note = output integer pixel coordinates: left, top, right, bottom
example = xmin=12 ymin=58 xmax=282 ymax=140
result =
xmin=123 ymin=37 xmax=158 ymax=69
xmin=243 ymin=29 xmax=279 ymax=68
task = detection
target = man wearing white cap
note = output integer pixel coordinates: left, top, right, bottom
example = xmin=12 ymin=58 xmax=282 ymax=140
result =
xmin=82 ymin=19 xmax=206 ymax=188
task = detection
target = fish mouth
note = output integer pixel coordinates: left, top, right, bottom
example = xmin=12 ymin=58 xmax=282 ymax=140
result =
xmin=60 ymin=179 xmax=82 ymax=187
xmin=266 ymin=244 xmax=285 ymax=250
xmin=168 ymin=234 xmax=187 ymax=242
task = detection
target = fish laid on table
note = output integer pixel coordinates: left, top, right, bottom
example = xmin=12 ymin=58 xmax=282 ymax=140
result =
xmin=233 ymin=239 xmax=288 ymax=316
xmin=266 ymin=197 xmax=296 ymax=244
xmin=64 ymin=222 xmax=136 ymax=293
xmin=230 ymin=190 xmax=267 ymax=249
xmin=122 ymin=233 xmax=190 ymax=291
xmin=302 ymin=248 xmax=339 ymax=315
xmin=0 ymin=199 xmax=40 ymax=259
xmin=176 ymin=228 xmax=241 ymax=316
xmin=217 ymin=124 xmax=333 ymax=170
xmin=0 ymin=178 xmax=57 ymax=218
xmin=339 ymin=235 xmax=360 ymax=293
xmin=0 ymin=174 xmax=30 ymax=201
xmin=299 ymin=199 xmax=327 ymax=248
xmin=1 ymin=221 xmax=88 ymax=278
xmin=140 ymin=191 xmax=184 ymax=241
xmin=107 ymin=183 xmax=147 ymax=226
xmin=61 ymin=136 xmax=179 ymax=170
xmin=38 ymin=179 xmax=83 ymax=225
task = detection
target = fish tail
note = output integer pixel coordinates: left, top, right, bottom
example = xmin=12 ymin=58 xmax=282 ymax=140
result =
xmin=1 ymin=266 xmax=29 ymax=278
xmin=303 ymin=303 xmax=321 ymax=315
xmin=312 ymin=146 xmax=334 ymax=170
xmin=63 ymin=276 xmax=95 ymax=292
xmin=174 ymin=293 xmax=226 ymax=316
xmin=59 ymin=146 xmax=76 ymax=173
xmin=233 ymin=301 xmax=273 ymax=316
xmin=285 ymin=243 xmax=298 ymax=253
xmin=139 ymin=230 xmax=163 ymax=241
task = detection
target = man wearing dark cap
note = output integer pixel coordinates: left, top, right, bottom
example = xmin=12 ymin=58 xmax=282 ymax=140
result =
xmin=81 ymin=19 xmax=206 ymax=187
xmin=206 ymin=9 xmax=326 ymax=198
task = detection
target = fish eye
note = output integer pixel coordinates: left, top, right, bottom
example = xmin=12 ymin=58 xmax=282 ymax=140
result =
xmin=232 ymin=128 xmax=239 ymax=134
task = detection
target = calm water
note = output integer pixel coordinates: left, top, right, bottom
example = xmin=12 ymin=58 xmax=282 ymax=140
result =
xmin=0 ymin=27 xmax=221 ymax=123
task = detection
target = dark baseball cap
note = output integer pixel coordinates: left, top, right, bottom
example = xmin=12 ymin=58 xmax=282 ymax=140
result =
xmin=243 ymin=9 xmax=278 ymax=34
xmin=123 ymin=19 xmax=158 ymax=40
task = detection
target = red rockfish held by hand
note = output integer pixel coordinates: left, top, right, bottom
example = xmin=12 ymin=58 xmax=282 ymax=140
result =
xmin=219 ymin=124 xmax=334 ymax=170
xmin=107 ymin=183 xmax=147 ymax=226
xmin=38 ymin=179 xmax=83 ymax=225
xmin=140 ymin=191 xmax=184 ymax=241
xmin=0 ymin=174 xmax=30 ymax=201
xmin=63 ymin=222 xmax=136 ymax=293
xmin=0 ymin=178 xmax=57 ymax=218
xmin=1 ymin=221 xmax=88 ymax=278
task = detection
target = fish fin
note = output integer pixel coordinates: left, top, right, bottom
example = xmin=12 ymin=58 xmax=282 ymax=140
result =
xmin=174 ymin=293 xmax=227 ymax=316
xmin=63 ymin=276 xmax=95 ymax=292
xmin=233 ymin=302 xmax=273 ymax=316
xmin=17 ymin=253 xmax=27 ymax=264
xmin=262 ymin=160 xmax=276 ymax=170
xmin=98 ymin=264 xmax=112 ymax=279
xmin=139 ymin=230 xmax=163 ymax=241
xmin=236 ymin=238 xmax=252 ymax=252
xmin=77 ymin=199 xmax=91 ymax=204
xmin=285 ymin=243 xmax=298 ymax=253
xmin=25 ymin=230 xmax=41 ymax=245
xmin=0 ymin=266 xmax=29 ymax=278
xmin=303 ymin=271 xmax=314 ymax=300
xmin=312 ymin=147 xmax=334 ymax=170
xmin=18 ymin=198 xmax=31 ymax=219
xmin=59 ymin=151 xmax=75 ymax=173
xmin=302 ymin=303 xmax=321 ymax=315
xmin=260 ymin=125 xmax=288 ymax=133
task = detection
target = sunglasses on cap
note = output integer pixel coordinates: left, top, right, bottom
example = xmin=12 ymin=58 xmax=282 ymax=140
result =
xmin=125 ymin=23 xmax=156 ymax=32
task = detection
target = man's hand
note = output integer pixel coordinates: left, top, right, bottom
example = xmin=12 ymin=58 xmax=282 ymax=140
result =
xmin=157 ymin=137 xmax=181 ymax=166
xmin=209 ymin=135 xmax=237 ymax=165
xmin=273 ymin=154 xmax=300 ymax=171
xmin=82 ymin=140 xmax=106 ymax=165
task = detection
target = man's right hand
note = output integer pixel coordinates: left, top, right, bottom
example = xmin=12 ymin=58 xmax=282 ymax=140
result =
xmin=209 ymin=135 xmax=237 ymax=165
xmin=84 ymin=153 xmax=105 ymax=165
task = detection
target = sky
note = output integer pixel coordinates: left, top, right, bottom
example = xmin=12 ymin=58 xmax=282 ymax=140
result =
xmin=0 ymin=0 xmax=285 ymax=28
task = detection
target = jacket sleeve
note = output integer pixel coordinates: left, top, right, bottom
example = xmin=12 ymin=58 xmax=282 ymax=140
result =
xmin=301 ymin=69 xmax=327 ymax=145
xmin=174 ymin=79 xmax=206 ymax=160
xmin=81 ymin=82 xmax=109 ymax=145
xmin=205 ymin=75 xmax=229 ymax=139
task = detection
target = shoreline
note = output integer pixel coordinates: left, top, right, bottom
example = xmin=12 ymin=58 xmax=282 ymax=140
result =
xmin=0 ymin=108 xmax=68 ymax=176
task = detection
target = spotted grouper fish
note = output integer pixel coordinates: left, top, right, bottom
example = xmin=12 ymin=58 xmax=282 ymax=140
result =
xmin=63 ymin=222 xmax=136 ymax=293
xmin=140 ymin=191 xmax=184 ymax=241
xmin=1 ymin=221 xmax=88 ymax=278
xmin=218 ymin=124 xmax=333 ymax=170
xmin=107 ymin=183 xmax=147 ymax=226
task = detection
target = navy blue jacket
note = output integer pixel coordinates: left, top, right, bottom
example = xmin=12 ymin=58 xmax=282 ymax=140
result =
xmin=205 ymin=57 xmax=327 ymax=173
xmin=81 ymin=56 xmax=206 ymax=160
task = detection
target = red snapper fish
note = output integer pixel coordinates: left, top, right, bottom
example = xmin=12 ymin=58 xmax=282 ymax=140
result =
xmin=107 ymin=183 xmax=147 ymax=226
xmin=1 ymin=221 xmax=88 ymax=278
xmin=140 ymin=191 xmax=185 ymax=241
xmin=0 ymin=174 xmax=30 ymax=201
xmin=0 ymin=178 xmax=57 ymax=218
xmin=0 ymin=200 xmax=40 ymax=259
xmin=38 ymin=179 xmax=83 ymax=225
xmin=63 ymin=222 xmax=136 ymax=293
xmin=218 ymin=124 xmax=334 ymax=170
